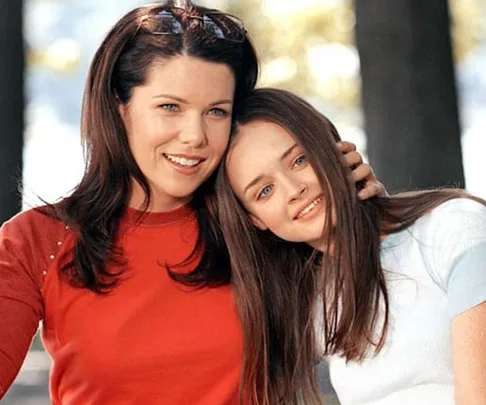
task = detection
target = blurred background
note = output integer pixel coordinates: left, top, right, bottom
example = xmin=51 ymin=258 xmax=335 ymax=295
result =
xmin=1 ymin=0 xmax=485 ymax=403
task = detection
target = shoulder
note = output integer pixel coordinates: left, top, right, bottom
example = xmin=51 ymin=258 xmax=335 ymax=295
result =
xmin=1 ymin=207 xmax=73 ymax=277
xmin=406 ymin=198 xmax=486 ymax=287
xmin=427 ymin=197 xmax=486 ymax=218
xmin=2 ymin=206 xmax=56 ymax=227
xmin=1 ymin=206 xmax=67 ymax=241
xmin=412 ymin=197 xmax=486 ymax=241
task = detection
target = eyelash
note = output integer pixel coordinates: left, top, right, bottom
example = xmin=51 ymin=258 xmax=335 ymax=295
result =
xmin=160 ymin=103 xmax=179 ymax=112
xmin=257 ymin=185 xmax=273 ymax=200
xmin=256 ymin=155 xmax=307 ymax=200
xmin=293 ymin=154 xmax=307 ymax=168
xmin=208 ymin=108 xmax=230 ymax=117
xmin=158 ymin=104 xmax=230 ymax=118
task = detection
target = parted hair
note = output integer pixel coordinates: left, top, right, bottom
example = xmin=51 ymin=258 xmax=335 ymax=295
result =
xmin=215 ymin=87 xmax=485 ymax=404
xmin=40 ymin=1 xmax=258 ymax=292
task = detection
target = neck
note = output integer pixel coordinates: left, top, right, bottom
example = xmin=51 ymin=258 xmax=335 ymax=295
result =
xmin=128 ymin=180 xmax=192 ymax=212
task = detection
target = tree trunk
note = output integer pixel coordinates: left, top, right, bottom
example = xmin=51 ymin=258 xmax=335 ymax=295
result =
xmin=0 ymin=1 xmax=24 ymax=223
xmin=354 ymin=0 xmax=464 ymax=192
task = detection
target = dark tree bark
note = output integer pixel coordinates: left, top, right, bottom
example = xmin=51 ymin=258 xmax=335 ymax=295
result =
xmin=0 ymin=1 xmax=24 ymax=223
xmin=354 ymin=0 xmax=464 ymax=192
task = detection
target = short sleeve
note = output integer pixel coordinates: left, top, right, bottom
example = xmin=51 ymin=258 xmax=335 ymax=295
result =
xmin=0 ymin=213 xmax=44 ymax=398
xmin=421 ymin=198 xmax=486 ymax=317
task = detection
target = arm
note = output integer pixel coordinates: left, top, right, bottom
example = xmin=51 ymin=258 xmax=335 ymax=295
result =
xmin=424 ymin=199 xmax=486 ymax=405
xmin=452 ymin=299 xmax=486 ymax=405
xmin=449 ymin=240 xmax=486 ymax=405
xmin=337 ymin=141 xmax=387 ymax=200
xmin=0 ymin=213 xmax=44 ymax=398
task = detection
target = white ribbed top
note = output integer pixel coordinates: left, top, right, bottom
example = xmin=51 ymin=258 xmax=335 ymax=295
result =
xmin=326 ymin=198 xmax=486 ymax=405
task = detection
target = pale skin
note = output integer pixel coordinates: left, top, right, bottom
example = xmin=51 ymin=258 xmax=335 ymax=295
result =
xmin=337 ymin=141 xmax=385 ymax=201
xmin=117 ymin=54 xmax=385 ymax=216
xmin=227 ymin=120 xmax=329 ymax=247
xmin=117 ymin=55 xmax=382 ymax=213
xmin=119 ymin=55 xmax=236 ymax=212
xmin=452 ymin=303 xmax=486 ymax=405
xmin=227 ymin=119 xmax=486 ymax=405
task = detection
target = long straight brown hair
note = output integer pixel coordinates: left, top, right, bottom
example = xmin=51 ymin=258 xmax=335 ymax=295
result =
xmin=38 ymin=2 xmax=258 ymax=292
xmin=215 ymin=87 xmax=486 ymax=404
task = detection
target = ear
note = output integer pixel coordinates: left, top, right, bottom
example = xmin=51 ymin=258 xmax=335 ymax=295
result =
xmin=249 ymin=213 xmax=268 ymax=231
xmin=118 ymin=102 xmax=127 ymax=123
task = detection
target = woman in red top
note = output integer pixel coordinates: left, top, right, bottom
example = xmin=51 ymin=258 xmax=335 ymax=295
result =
xmin=0 ymin=1 xmax=382 ymax=404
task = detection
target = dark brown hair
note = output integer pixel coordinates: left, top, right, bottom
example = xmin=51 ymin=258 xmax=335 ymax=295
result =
xmin=40 ymin=1 xmax=258 ymax=292
xmin=215 ymin=87 xmax=485 ymax=404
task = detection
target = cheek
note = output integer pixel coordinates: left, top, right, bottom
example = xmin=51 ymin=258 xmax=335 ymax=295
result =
xmin=146 ymin=120 xmax=178 ymax=146
xmin=127 ymin=119 xmax=175 ymax=152
xmin=215 ymin=138 xmax=230 ymax=158
xmin=264 ymin=198 xmax=301 ymax=241
xmin=303 ymin=165 xmax=321 ymax=185
xmin=260 ymin=204 xmax=287 ymax=233
xmin=208 ymin=127 xmax=231 ymax=157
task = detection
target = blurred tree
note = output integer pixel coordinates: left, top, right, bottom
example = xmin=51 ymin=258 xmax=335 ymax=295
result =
xmin=227 ymin=0 xmax=359 ymax=109
xmin=0 ymin=1 xmax=24 ymax=223
xmin=354 ymin=0 xmax=465 ymax=192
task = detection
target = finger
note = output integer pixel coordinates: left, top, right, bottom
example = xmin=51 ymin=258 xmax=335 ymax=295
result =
xmin=345 ymin=151 xmax=364 ymax=169
xmin=337 ymin=141 xmax=357 ymax=153
xmin=358 ymin=182 xmax=386 ymax=200
xmin=375 ymin=182 xmax=388 ymax=197
xmin=351 ymin=163 xmax=372 ymax=182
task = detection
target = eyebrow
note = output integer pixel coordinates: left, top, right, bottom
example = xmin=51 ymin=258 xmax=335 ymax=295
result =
xmin=152 ymin=94 xmax=233 ymax=107
xmin=243 ymin=143 xmax=299 ymax=195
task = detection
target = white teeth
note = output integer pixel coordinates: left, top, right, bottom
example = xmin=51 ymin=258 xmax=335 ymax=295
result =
xmin=297 ymin=197 xmax=322 ymax=219
xmin=165 ymin=154 xmax=201 ymax=167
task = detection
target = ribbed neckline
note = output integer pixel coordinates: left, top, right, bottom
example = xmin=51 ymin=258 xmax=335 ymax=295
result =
xmin=122 ymin=203 xmax=194 ymax=226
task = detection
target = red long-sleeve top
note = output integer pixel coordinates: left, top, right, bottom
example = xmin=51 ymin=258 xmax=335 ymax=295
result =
xmin=0 ymin=204 xmax=243 ymax=404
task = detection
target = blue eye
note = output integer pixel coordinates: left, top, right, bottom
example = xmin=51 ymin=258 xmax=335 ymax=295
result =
xmin=208 ymin=108 xmax=229 ymax=117
xmin=258 ymin=185 xmax=273 ymax=199
xmin=160 ymin=104 xmax=179 ymax=112
xmin=294 ymin=155 xmax=307 ymax=167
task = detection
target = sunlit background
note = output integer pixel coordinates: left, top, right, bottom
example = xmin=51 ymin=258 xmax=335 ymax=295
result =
xmin=5 ymin=0 xmax=486 ymax=403
xmin=22 ymin=0 xmax=486 ymax=209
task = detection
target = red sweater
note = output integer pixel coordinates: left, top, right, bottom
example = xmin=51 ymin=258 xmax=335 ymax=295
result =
xmin=0 ymin=205 xmax=243 ymax=404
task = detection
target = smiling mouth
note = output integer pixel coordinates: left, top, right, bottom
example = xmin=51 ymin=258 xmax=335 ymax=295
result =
xmin=163 ymin=153 xmax=203 ymax=168
xmin=295 ymin=196 xmax=323 ymax=219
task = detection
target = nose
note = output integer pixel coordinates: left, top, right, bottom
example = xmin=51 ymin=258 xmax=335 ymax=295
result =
xmin=179 ymin=114 xmax=207 ymax=147
xmin=284 ymin=176 xmax=307 ymax=203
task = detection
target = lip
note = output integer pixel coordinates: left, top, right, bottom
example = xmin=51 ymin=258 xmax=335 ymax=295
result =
xmin=293 ymin=195 xmax=323 ymax=220
xmin=163 ymin=153 xmax=206 ymax=175
xmin=164 ymin=153 xmax=207 ymax=161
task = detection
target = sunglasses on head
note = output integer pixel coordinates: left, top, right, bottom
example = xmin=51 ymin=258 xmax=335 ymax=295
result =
xmin=136 ymin=7 xmax=246 ymax=43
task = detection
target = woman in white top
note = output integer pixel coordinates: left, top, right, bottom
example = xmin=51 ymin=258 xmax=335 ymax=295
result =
xmin=215 ymin=87 xmax=486 ymax=405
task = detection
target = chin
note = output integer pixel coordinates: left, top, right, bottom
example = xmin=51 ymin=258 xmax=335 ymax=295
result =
xmin=147 ymin=184 xmax=195 ymax=206
xmin=165 ymin=188 xmax=200 ymax=200
xmin=161 ymin=179 xmax=205 ymax=195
